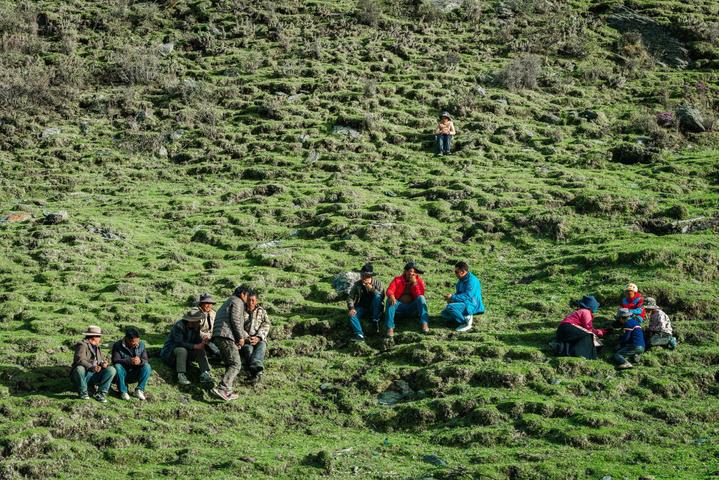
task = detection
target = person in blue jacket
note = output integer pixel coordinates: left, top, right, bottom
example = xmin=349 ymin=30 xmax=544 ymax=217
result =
xmin=613 ymin=308 xmax=645 ymax=370
xmin=441 ymin=261 xmax=485 ymax=332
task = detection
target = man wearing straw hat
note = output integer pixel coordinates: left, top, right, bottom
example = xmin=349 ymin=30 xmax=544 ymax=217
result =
xmin=70 ymin=325 xmax=116 ymax=402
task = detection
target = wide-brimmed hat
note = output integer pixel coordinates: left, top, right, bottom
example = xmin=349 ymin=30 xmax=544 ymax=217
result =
xmin=358 ymin=263 xmax=377 ymax=277
xmin=616 ymin=307 xmax=632 ymax=317
xmin=403 ymin=261 xmax=424 ymax=275
xmin=625 ymin=283 xmax=638 ymax=293
xmin=644 ymin=297 xmax=659 ymax=310
xmin=83 ymin=325 xmax=103 ymax=337
xmin=440 ymin=111 xmax=452 ymax=120
xmin=182 ymin=308 xmax=204 ymax=323
xmin=577 ymin=295 xmax=600 ymax=313
xmin=198 ymin=293 xmax=215 ymax=304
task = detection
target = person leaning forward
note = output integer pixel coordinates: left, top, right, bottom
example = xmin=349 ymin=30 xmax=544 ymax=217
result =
xmin=240 ymin=290 xmax=271 ymax=385
xmin=70 ymin=325 xmax=116 ymax=403
xmin=347 ymin=263 xmax=384 ymax=342
xmin=385 ymin=261 xmax=430 ymax=337
xmin=160 ymin=309 xmax=213 ymax=387
xmin=111 ymin=328 xmax=152 ymax=401
xmin=441 ymin=261 xmax=485 ymax=333
xmin=210 ymin=285 xmax=249 ymax=401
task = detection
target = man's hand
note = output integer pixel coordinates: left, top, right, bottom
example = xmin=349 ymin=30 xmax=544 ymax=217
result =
xmin=93 ymin=365 xmax=102 ymax=373
xmin=131 ymin=356 xmax=141 ymax=366
xmin=249 ymin=336 xmax=260 ymax=346
xmin=349 ymin=308 xmax=356 ymax=317
xmin=193 ymin=342 xmax=205 ymax=351
xmin=236 ymin=338 xmax=245 ymax=348
xmin=444 ymin=293 xmax=452 ymax=302
xmin=408 ymin=274 xmax=417 ymax=285
xmin=387 ymin=295 xmax=396 ymax=306
xmin=100 ymin=361 xmax=108 ymax=369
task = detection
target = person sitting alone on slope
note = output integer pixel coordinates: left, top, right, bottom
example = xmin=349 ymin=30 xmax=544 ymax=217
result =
xmin=441 ymin=261 xmax=485 ymax=332
xmin=613 ymin=308 xmax=645 ymax=370
xmin=347 ymin=263 xmax=384 ymax=342
xmin=552 ymin=295 xmax=608 ymax=360
xmin=643 ymin=297 xmax=677 ymax=349
xmin=435 ymin=111 xmax=456 ymax=156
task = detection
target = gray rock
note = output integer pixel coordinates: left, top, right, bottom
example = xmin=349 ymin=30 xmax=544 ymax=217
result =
xmin=332 ymin=271 xmax=360 ymax=296
xmin=43 ymin=211 xmax=68 ymax=225
xmin=87 ymin=224 xmax=125 ymax=241
xmin=41 ymin=127 xmax=61 ymax=140
xmin=159 ymin=42 xmax=175 ymax=56
xmin=539 ymin=113 xmax=562 ymax=125
xmin=306 ymin=150 xmax=320 ymax=163
xmin=158 ymin=146 xmax=168 ymax=157
xmin=422 ymin=454 xmax=448 ymax=467
xmin=378 ymin=391 xmax=404 ymax=405
xmin=80 ymin=121 xmax=90 ymax=135
xmin=332 ymin=125 xmax=361 ymax=138
xmin=676 ymin=105 xmax=706 ymax=133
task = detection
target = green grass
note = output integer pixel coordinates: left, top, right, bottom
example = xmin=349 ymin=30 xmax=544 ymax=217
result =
xmin=1 ymin=0 xmax=719 ymax=478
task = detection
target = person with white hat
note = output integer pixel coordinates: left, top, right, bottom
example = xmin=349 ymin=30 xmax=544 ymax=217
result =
xmin=70 ymin=325 xmax=116 ymax=402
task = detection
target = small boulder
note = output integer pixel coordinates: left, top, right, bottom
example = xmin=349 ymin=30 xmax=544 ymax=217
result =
xmin=676 ymin=105 xmax=706 ymax=133
xmin=332 ymin=271 xmax=360 ymax=296
xmin=42 ymin=211 xmax=68 ymax=225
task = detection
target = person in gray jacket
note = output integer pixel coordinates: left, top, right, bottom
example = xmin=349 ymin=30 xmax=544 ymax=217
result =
xmin=70 ymin=325 xmax=116 ymax=402
xmin=210 ymin=285 xmax=249 ymax=401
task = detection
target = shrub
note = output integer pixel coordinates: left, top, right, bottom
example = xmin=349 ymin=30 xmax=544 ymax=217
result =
xmin=108 ymin=45 xmax=163 ymax=85
xmin=355 ymin=0 xmax=383 ymax=27
xmin=495 ymin=54 xmax=542 ymax=91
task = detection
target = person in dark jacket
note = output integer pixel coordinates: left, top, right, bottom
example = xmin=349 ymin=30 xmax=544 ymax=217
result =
xmin=70 ymin=325 xmax=116 ymax=402
xmin=552 ymin=296 xmax=608 ymax=360
xmin=441 ymin=261 xmax=485 ymax=332
xmin=347 ymin=263 xmax=384 ymax=341
xmin=210 ymin=285 xmax=250 ymax=401
xmin=613 ymin=308 xmax=645 ymax=370
xmin=160 ymin=309 xmax=213 ymax=386
xmin=111 ymin=328 xmax=152 ymax=401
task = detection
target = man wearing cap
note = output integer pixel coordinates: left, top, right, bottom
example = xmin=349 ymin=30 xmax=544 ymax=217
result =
xmin=160 ymin=309 xmax=213 ymax=386
xmin=613 ymin=308 xmax=645 ymax=370
xmin=240 ymin=290 xmax=271 ymax=384
xmin=70 ymin=326 xmax=116 ymax=402
xmin=210 ymin=285 xmax=250 ymax=401
xmin=347 ymin=263 xmax=384 ymax=341
xmin=197 ymin=293 xmax=216 ymax=339
xmin=385 ymin=262 xmax=430 ymax=337
xmin=553 ymin=295 xmax=608 ymax=359
xmin=620 ymin=283 xmax=645 ymax=322
xmin=435 ymin=111 xmax=456 ymax=155
xmin=112 ymin=328 xmax=152 ymax=401
xmin=644 ymin=297 xmax=677 ymax=349
xmin=441 ymin=261 xmax=485 ymax=333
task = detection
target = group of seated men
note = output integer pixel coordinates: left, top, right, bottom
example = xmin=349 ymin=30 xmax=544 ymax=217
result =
xmin=553 ymin=283 xmax=678 ymax=370
xmin=69 ymin=287 xmax=270 ymax=403
xmin=347 ymin=260 xmax=485 ymax=341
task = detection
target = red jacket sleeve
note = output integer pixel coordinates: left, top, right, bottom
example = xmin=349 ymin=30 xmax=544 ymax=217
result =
xmin=580 ymin=309 xmax=606 ymax=337
xmin=386 ymin=277 xmax=400 ymax=298
xmin=412 ymin=277 xmax=426 ymax=297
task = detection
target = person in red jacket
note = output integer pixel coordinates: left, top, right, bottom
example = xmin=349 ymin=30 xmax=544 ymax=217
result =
xmin=385 ymin=262 xmax=430 ymax=337
xmin=620 ymin=283 xmax=645 ymax=322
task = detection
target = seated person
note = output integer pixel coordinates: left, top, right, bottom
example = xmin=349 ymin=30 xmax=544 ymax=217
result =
xmin=111 ymin=328 xmax=152 ymax=401
xmin=160 ymin=309 xmax=213 ymax=386
xmin=441 ymin=261 xmax=485 ymax=332
xmin=385 ymin=262 xmax=430 ymax=337
xmin=347 ymin=263 xmax=384 ymax=342
xmin=70 ymin=325 xmax=116 ymax=403
xmin=644 ymin=297 xmax=677 ymax=349
xmin=197 ymin=293 xmax=220 ymax=357
xmin=620 ymin=283 xmax=645 ymax=322
xmin=613 ymin=308 xmax=645 ymax=370
xmin=553 ymin=295 xmax=607 ymax=360
xmin=240 ymin=290 xmax=271 ymax=384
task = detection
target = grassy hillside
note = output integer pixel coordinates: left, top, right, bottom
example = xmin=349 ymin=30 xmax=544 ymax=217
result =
xmin=1 ymin=0 xmax=718 ymax=478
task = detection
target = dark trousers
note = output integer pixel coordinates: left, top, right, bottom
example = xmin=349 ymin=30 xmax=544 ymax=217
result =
xmin=240 ymin=341 xmax=267 ymax=376
xmin=555 ymin=323 xmax=597 ymax=360
xmin=613 ymin=345 xmax=644 ymax=365
xmin=437 ymin=134 xmax=452 ymax=154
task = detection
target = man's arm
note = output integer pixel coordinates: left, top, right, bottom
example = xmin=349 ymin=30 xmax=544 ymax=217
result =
xmin=171 ymin=324 xmax=196 ymax=350
xmin=256 ymin=309 xmax=271 ymax=341
xmin=73 ymin=343 xmax=94 ymax=369
xmin=230 ymin=299 xmax=247 ymax=341
xmin=111 ymin=342 xmax=132 ymax=367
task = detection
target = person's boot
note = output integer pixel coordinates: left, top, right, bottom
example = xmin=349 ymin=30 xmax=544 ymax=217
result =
xmin=177 ymin=372 xmax=191 ymax=385
xmin=199 ymin=371 xmax=214 ymax=386
xmin=421 ymin=323 xmax=430 ymax=334
xmin=616 ymin=362 xmax=633 ymax=370
xmin=373 ymin=320 xmax=381 ymax=335
xmin=386 ymin=328 xmax=395 ymax=338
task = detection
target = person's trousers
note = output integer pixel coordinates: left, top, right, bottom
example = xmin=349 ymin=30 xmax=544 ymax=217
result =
xmin=555 ymin=323 xmax=597 ymax=359
xmin=114 ymin=363 xmax=153 ymax=393
xmin=441 ymin=302 xmax=471 ymax=325
xmin=71 ymin=365 xmax=116 ymax=394
xmin=349 ymin=293 xmax=382 ymax=336
xmin=240 ymin=341 xmax=267 ymax=376
xmin=172 ymin=346 xmax=210 ymax=374
xmin=646 ymin=331 xmax=677 ymax=349
xmin=437 ymin=134 xmax=451 ymax=153
xmin=215 ymin=337 xmax=242 ymax=392
xmin=613 ymin=345 xmax=645 ymax=365
xmin=385 ymin=295 xmax=429 ymax=329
